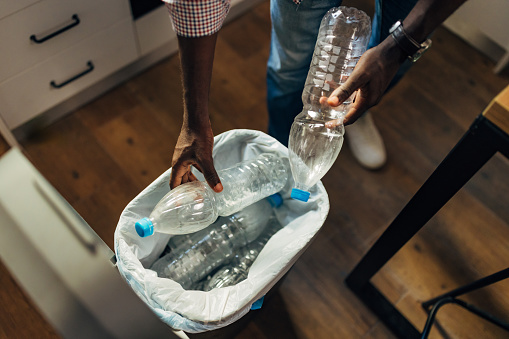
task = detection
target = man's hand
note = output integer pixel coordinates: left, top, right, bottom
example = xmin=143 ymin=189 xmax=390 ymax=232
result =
xmin=170 ymin=122 xmax=223 ymax=192
xmin=325 ymin=39 xmax=406 ymax=128
xmin=324 ymin=0 xmax=467 ymax=129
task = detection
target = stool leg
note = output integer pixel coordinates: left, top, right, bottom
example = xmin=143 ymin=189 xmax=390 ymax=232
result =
xmin=345 ymin=116 xmax=499 ymax=338
xmin=422 ymin=267 xmax=509 ymax=309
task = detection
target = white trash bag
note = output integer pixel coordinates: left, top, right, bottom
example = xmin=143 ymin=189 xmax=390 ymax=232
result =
xmin=114 ymin=129 xmax=329 ymax=333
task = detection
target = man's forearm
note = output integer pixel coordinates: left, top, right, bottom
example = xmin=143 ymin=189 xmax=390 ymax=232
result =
xmin=374 ymin=0 xmax=467 ymax=66
xmin=178 ymin=33 xmax=219 ymax=129
xmin=402 ymin=0 xmax=467 ymax=43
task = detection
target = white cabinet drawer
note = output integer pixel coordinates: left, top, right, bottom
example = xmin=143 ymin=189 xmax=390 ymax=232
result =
xmin=0 ymin=0 xmax=40 ymax=19
xmin=0 ymin=18 xmax=138 ymax=129
xmin=0 ymin=0 xmax=132 ymax=82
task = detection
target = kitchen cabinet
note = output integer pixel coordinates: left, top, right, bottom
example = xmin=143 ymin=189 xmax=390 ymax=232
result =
xmin=0 ymin=19 xmax=138 ymax=128
xmin=0 ymin=0 xmax=137 ymax=130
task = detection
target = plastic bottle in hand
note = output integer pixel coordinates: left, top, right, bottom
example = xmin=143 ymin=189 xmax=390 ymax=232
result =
xmin=149 ymin=194 xmax=283 ymax=290
xmin=288 ymin=7 xmax=371 ymax=202
xmin=135 ymin=153 xmax=288 ymax=237
xmin=203 ymin=217 xmax=282 ymax=291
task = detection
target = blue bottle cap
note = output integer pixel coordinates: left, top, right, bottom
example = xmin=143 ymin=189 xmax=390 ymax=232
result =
xmin=291 ymin=188 xmax=310 ymax=202
xmin=267 ymin=193 xmax=283 ymax=208
xmin=251 ymin=295 xmax=265 ymax=310
xmin=135 ymin=217 xmax=154 ymax=237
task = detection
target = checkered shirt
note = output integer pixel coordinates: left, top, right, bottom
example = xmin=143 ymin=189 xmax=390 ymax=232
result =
xmin=164 ymin=0 xmax=231 ymax=37
xmin=164 ymin=0 xmax=302 ymax=37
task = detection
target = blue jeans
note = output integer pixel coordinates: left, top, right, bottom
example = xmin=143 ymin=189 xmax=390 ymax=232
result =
xmin=267 ymin=0 xmax=418 ymax=146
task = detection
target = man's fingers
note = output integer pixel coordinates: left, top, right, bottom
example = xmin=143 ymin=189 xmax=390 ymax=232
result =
xmin=188 ymin=171 xmax=198 ymax=182
xmin=328 ymin=70 xmax=365 ymax=106
xmin=328 ymin=87 xmax=351 ymax=106
xmin=344 ymin=88 xmax=371 ymax=124
xmin=170 ymin=162 xmax=188 ymax=189
xmin=343 ymin=106 xmax=361 ymax=125
xmin=200 ymin=160 xmax=223 ymax=192
xmin=325 ymin=118 xmax=343 ymax=129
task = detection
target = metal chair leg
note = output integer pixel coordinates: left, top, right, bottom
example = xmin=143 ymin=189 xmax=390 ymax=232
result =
xmin=345 ymin=116 xmax=501 ymax=338
xmin=421 ymin=268 xmax=509 ymax=339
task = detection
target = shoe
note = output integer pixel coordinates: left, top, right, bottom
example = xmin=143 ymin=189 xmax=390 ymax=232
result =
xmin=345 ymin=112 xmax=387 ymax=170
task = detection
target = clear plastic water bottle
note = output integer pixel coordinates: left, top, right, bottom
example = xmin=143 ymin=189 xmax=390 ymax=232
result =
xmin=135 ymin=153 xmax=288 ymax=237
xmin=149 ymin=194 xmax=283 ymax=290
xmin=203 ymin=217 xmax=282 ymax=291
xmin=288 ymin=7 xmax=371 ymax=202
xmin=167 ymin=233 xmax=196 ymax=251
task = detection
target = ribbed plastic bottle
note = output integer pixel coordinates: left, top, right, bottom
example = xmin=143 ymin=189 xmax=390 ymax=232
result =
xmin=135 ymin=153 xmax=288 ymax=237
xmin=149 ymin=194 xmax=283 ymax=290
xmin=288 ymin=7 xmax=371 ymax=202
xmin=203 ymin=217 xmax=282 ymax=291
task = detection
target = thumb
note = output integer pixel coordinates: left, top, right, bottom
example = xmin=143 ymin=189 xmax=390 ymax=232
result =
xmin=200 ymin=160 xmax=223 ymax=193
xmin=328 ymin=73 xmax=362 ymax=106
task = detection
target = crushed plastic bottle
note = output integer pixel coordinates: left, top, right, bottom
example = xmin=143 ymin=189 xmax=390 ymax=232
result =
xmin=203 ymin=217 xmax=282 ymax=291
xmin=135 ymin=153 xmax=288 ymax=237
xmin=149 ymin=194 xmax=283 ymax=290
xmin=288 ymin=7 xmax=371 ymax=202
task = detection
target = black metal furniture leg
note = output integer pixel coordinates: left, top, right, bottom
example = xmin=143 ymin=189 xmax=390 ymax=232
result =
xmin=345 ymin=116 xmax=500 ymax=338
xmin=420 ymin=267 xmax=509 ymax=339
xmin=422 ymin=267 xmax=509 ymax=309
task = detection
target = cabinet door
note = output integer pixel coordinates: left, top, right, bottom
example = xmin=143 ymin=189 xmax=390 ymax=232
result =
xmin=0 ymin=18 xmax=138 ymax=129
xmin=0 ymin=0 xmax=132 ymax=82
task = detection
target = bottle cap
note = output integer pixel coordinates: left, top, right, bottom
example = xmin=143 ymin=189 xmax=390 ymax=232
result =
xmin=267 ymin=193 xmax=283 ymax=208
xmin=135 ymin=217 xmax=154 ymax=237
xmin=291 ymin=188 xmax=310 ymax=202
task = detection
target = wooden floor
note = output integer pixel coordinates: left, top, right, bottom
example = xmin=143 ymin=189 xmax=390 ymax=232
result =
xmin=2 ymin=1 xmax=509 ymax=338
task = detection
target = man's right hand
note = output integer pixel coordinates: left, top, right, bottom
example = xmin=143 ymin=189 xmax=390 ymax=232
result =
xmin=170 ymin=123 xmax=223 ymax=192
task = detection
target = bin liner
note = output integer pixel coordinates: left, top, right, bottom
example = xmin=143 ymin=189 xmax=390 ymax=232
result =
xmin=114 ymin=129 xmax=329 ymax=333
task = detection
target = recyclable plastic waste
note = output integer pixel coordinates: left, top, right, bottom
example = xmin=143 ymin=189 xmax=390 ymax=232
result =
xmin=203 ymin=217 xmax=283 ymax=291
xmin=114 ymin=129 xmax=330 ymax=333
xmin=135 ymin=153 xmax=289 ymax=237
xmin=150 ymin=194 xmax=283 ymax=290
xmin=289 ymin=7 xmax=371 ymax=202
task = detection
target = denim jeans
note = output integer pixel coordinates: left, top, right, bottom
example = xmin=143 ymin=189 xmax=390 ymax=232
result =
xmin=267 ymin=0 xmax=418 ymax=145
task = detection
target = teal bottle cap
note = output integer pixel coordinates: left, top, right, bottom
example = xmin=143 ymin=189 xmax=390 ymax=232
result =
xmin=267 ymin=193 xmax=283 ymax=208
xmin=135 ymin=217 xmax=154 ymax=237
xmin=291 ymin=188 xmax=310 ymax=202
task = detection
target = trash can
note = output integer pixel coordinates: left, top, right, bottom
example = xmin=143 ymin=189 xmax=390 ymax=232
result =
xmin=0 ymin=129 xmax=329 ymax=339
xmin=115 ymin=129 xmax=330 ymax=337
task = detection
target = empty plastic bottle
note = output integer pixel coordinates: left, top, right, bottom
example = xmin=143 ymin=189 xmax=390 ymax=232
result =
xmin=135 ymin=153 xmax=288 ymax=237
xmin=167 ymin=193 xmax=283 ymax=251
xmin=288 ymin=7 xmax=371 ymax=202
xmin=150 ymin=194 xmax=283 ymax=290
xmin=203 ymin=217 xmax=282 ymax=291
xmin=167 ymin=233 xmax=197 ymax=251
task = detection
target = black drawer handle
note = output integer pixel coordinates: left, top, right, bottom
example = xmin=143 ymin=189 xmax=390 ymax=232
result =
xmin=50 ymin=61 xmax=94 ymax=89
xmin=30 ymin=14 xmax=80 ymax=44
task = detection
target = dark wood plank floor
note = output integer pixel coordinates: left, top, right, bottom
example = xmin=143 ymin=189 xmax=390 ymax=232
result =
xmin=2 ymin=1 xmax=509 ymax=338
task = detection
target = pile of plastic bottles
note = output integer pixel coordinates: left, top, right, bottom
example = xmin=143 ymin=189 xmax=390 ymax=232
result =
xmin=152 ymin=194 xmax=283 ymax=290
xmin=136 ymin=152 xmax=288 ymax=290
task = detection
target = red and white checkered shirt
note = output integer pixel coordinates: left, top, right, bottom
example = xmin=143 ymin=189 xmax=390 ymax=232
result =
xmin=164 ymin=0 xmax=231 ymax=37
xmin=164 ymin=0 xmax=302 ymax=37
